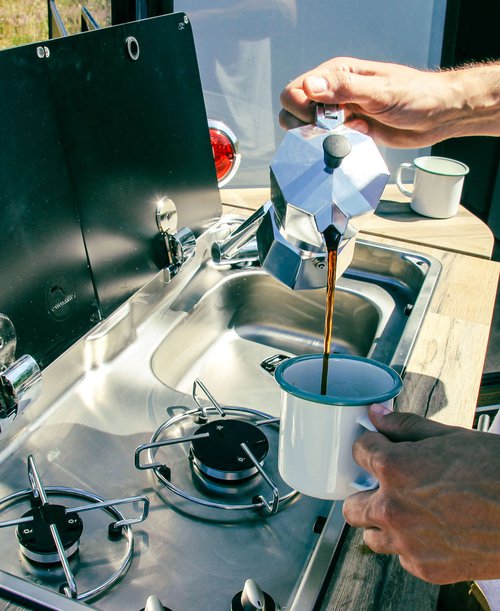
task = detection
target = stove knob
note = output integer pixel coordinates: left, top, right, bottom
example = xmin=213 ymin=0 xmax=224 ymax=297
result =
xmin=241 ymin=580 xmax=265 ymax=610
xmin=231 ymin=579 xmax=278 ymax=611
xmin=142 ymin=594 xmax=172 ymax=611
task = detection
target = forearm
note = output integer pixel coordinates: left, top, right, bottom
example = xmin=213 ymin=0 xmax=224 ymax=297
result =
xmin=437 ymin=62 xmax=500 ymax=139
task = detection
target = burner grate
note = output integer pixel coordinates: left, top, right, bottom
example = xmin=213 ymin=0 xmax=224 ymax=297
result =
xmin=135 ymin=379 xmax=298 ymax=513
xmin=0 ymin=455 xmax=149 ymax=602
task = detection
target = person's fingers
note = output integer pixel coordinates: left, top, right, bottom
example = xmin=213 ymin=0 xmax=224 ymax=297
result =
xmin=368 ymin=407 xmax=460 ymax=443
xmin=278 ymin=107 xmax=308 ymax=130
xmin=279 ymin=87 xmax=317 ymax=123
xmin=302 ymin=70 xmax=391 ymax=113
xmin=343 ymin=117 xmax=370 ymax=135
xmin=280 ymin=70 xmax=390 ymax=122
xmin=363 ymin=527 xmax=398 ymax=555
xmin=344 ymin=489 xmax=406 ymax=556
xmin=278 ymin=59 xmax=375 ymax=122
xmin=350 ymin=410 xmax=458 ymax=479
xmin=349 ymin=117 xmax=445 ymax=148
xmin=351 ymin=429 xmax=399 ymax=479
xmin=342 ymin=488 xmax=379 ymax=527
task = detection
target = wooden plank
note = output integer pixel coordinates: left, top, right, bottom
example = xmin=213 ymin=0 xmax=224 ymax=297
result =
xmin=320 ymin=527 xmax=439 ymax=611
xmin=365 ymin=237 xmax=499 ymax=428
xmin=397 ymin=313 xmax=490 ymax=428
xmin=425 ymin=251 xmax=499 ymax=324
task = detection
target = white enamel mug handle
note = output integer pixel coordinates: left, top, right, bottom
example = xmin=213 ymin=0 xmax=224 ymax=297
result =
xmin=350 ymin=415 xmax=379 ymax=492
xmin=396 ymin=162 xmax=415 ymax=198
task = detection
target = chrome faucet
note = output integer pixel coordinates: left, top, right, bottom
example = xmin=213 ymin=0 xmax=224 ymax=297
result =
xmin=0 ymin=314 xmax=42 ymax=434
xmin=156 ymin=196 xmax=196 ymax=283
xmin=213 ymin=105 xmax=390 ymax=289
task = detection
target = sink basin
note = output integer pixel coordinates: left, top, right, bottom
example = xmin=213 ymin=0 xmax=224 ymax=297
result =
xmin=151 ymin=237 xmax=440 ymax=416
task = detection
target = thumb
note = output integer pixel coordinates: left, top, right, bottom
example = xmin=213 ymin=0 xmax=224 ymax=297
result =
xmin=368 ymin=404 xmax=458 ymax=442
xmin=302 ymin=72 xmax=389 ymax=112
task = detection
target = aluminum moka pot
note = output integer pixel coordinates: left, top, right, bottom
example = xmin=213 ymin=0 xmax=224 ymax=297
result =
xmin=213 ymin=105 xmax=390 ymax=289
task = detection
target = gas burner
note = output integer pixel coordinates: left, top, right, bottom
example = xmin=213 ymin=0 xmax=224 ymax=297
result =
xmin=191 ymin=419 xmax=269 ymax=482
xmin=135 ymin=379 xmax=298 ymax=514
xmin=17 ymin=503 xmax=84 ymax=564
xmin=0 ymin=455 xmax=149 ymax=602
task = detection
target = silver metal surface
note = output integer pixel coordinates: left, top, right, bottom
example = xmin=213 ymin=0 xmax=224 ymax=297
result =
xmin=211 ymin=205 xmax=267 ymax=265
xmin=193 ymin=377 xmax=225 ymax=418
xmin=144 ymin=594 xmax=165 ymax=611
xmin=36 ymin=45 xmax=51 ymax=58
xmin=27 ymin=455 xmax=78 ymax=598
xmin=315 ymin=104 xmax=344 ymax=131
xmin=135 ymin=404 xmax=297 ymax=512
xmin=20 ymin=540 xmax=80 ymax=565
xmin=0 ymin=569 xmax=92 ymax=610
xmin=255 ymin=202 xmax=357 ymax=289
xmin=0 ymin=220 xmax=440 ymax=610
xmin=0 ymin=314 xmax=28 ymax=427
xmin=253 ymin=117 xmax=390 ymax=288
xmin=156 ymin=196 xmax=178 ymax=235
xmin=240 ymin=442 xmax=280 ymax=514
xmin=289 ymin=502 xmax=346 ymax=611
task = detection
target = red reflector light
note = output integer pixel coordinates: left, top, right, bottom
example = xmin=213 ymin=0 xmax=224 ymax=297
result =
xmin=208 ymin=120 xmax=241 ymax=186
xmin=210 ymin=129 xmax=234 ymax=179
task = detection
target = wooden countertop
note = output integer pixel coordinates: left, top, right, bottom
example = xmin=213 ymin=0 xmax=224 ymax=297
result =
xmin=220 ymin=186 xmax=499 ymax=610
xmin=221 ymin=184 xmax=495 ymax=259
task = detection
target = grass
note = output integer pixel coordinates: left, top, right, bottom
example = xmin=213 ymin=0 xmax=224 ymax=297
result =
xmin=0 ymin=0 xmax=110 ymax=50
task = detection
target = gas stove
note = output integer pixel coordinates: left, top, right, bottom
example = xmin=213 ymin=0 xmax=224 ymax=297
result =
xmin=0 ymin=372 xmax=336 ymax=610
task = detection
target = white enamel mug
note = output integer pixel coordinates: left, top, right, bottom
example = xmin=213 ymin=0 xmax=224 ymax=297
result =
xmin=395 ymin=156 xmax=469 ymax=218
xmin=275 ymin=354 xmax=402 ymax=500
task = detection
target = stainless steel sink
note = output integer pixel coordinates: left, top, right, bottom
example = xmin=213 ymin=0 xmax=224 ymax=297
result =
xmin=0 ymin=219 xmax=441 ymax=611
xmin=151 ymin=236 xmax=440 ymax=417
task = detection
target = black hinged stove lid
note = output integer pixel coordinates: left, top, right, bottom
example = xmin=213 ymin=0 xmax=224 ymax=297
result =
xmin=0 ymin=13 xmax=222 ymax=367
xmin=46 ymin=13 xmax=222 ymax=317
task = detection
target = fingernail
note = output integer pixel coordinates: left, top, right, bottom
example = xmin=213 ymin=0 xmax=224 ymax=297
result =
xmin=370 ymin=403 xmax=392 ymax=417
xmin=305 ymin=76 xmax=328 ymax=94
xmin=347 ymin=120 xmax=369 ymax=134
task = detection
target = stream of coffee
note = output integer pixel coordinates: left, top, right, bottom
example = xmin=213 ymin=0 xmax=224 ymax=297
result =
xmin=320 ymin=226 xmax=342 ymax=395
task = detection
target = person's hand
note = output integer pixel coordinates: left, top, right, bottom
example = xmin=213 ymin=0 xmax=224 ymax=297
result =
xmin=343 ymin=405 xmax=500 ymax=584
xmin=279 ymin=57 xmax=500 ymax=148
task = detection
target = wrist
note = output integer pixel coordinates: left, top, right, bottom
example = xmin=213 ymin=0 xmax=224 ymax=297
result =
xmin=443 ymin=63 xmax=500 ymax=138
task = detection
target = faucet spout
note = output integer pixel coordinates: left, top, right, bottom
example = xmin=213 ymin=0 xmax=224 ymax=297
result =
xmin=211 ymin=204 xmax=268 ymax=266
